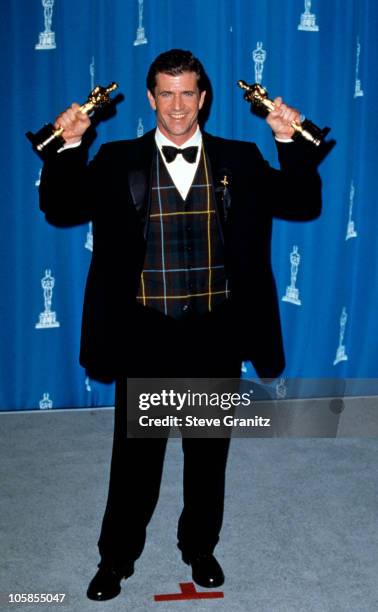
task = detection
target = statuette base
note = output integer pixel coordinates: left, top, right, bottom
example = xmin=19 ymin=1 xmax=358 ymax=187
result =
xmin=298 ymin=14 xmax=319 ymax=32
xmin=333 ymin=346 xmax=348 ymax=366
xmin=134 ymin=28 xmax=148 ymax=46
xmin=26 ymin=123 xmax=65 ymax=153
xmin=282 ymin=287 xmax=301 ymax=306
xmin=35 ymin=31 xmax=56 ymax=50
xmin=35 ymin=311 xmax=60 ymax=329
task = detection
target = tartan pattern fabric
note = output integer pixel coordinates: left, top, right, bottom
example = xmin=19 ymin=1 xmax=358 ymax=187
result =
xmin=136 ymin=146 xmax=229 ymax=319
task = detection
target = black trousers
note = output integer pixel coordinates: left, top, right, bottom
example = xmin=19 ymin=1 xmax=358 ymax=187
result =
xmin=97 ymin=304 xmax=242 ymax=571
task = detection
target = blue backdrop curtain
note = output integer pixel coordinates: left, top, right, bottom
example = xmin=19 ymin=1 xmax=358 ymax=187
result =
xmin=1 ymin=0 xmax=377 ymax=410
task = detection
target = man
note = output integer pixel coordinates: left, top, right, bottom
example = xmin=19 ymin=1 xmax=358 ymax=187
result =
xmin=39 ymin=49 xmax=321 ymax=601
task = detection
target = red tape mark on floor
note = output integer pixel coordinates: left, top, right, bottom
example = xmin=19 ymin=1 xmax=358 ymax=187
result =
xmin=154 ymin=581 xmax=224 ymax=601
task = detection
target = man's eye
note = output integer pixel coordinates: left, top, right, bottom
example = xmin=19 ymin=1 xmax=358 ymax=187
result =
xmin=183 ymin=92 xmax=195 ymax=97
xmin=160 ymin=92 xmax=171 ymax=98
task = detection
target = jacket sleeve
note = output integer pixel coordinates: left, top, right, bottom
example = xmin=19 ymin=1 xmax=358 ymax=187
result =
xmin=39 ymin=143 xmax=107 ymax=227
xmin=256 ymin=139 xmax=322 ymax=221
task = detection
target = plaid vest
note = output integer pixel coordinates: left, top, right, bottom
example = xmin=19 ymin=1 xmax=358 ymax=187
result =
xmin=136 ymin=146 xmax=229 ymax=319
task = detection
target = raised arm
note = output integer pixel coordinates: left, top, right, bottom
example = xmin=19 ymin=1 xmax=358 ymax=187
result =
xmin=39 ymin=103 xmax=96 ymax=226
xmin=263 ymin=97 xmax=322 ymax=221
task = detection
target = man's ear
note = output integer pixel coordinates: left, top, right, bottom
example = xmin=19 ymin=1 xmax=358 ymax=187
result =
xmin=147 ymin=89 xmax=156 ymax=111
xmin=199 ymin=90 xmax=206 ymax=110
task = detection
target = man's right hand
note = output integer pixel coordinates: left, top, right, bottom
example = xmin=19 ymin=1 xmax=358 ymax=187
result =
xmin=54 ymin=103 xmax=91 ymax=145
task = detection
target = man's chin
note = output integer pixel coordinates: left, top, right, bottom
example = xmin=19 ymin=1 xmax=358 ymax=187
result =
xmin=167 ymin=126 xmax=191 ymax=137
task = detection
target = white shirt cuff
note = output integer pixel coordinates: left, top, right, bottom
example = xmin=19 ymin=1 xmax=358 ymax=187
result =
xmin=57 ymin=140 xmax=82 ymax=153
xmin=275 ymin=137 xmax=294 ymax=143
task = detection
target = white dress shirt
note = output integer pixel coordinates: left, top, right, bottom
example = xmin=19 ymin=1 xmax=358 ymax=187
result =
xmin=154 ymin=127 xmax=202 ymax=200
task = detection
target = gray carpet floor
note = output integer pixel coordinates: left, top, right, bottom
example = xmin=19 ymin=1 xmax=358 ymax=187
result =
xmin=0 ymin=407 xmax=377 ymax=612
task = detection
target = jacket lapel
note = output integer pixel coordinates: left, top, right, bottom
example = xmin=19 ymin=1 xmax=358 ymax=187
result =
xmin=127 ymin=130 xmax=156 ymax=238
xmin=203 ymin=133 xmax=233 ymax=239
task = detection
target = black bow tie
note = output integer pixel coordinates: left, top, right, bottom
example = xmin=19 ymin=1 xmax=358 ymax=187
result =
xmin=161 ymin=145 xmax=198 ymax=164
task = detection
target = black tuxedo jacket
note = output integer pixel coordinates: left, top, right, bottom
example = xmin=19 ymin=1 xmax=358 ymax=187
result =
xmin=40 ymin=130 xmax=321 ymax=381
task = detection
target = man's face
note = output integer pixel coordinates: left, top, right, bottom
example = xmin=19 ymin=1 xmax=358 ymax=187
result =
xmin=147 ymin=71 xmax=206 ymax=145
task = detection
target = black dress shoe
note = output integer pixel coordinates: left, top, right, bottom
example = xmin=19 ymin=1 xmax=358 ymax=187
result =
xmin=86 ymin=564 xmax=134 ymax=601
xmin=182 ymin=552 xmax=224 ymax=588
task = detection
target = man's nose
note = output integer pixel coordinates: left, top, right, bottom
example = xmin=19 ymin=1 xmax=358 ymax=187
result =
xmin=172 ymin=94 xmax=183 ymax=110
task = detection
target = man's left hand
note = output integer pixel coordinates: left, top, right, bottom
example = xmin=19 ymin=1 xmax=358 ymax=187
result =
xmin=266 ymin=97 xmax=301 ymax=140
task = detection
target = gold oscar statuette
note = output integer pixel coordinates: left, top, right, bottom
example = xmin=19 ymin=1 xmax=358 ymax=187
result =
xmin=26 ymin=82 xmax=118 ymax=152
xmin=237 ymin=80 xmax=327 ymax=146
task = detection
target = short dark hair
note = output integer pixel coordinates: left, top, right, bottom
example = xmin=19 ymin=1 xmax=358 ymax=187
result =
xmin=146 ymin=49 xmax=207 ymax=94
